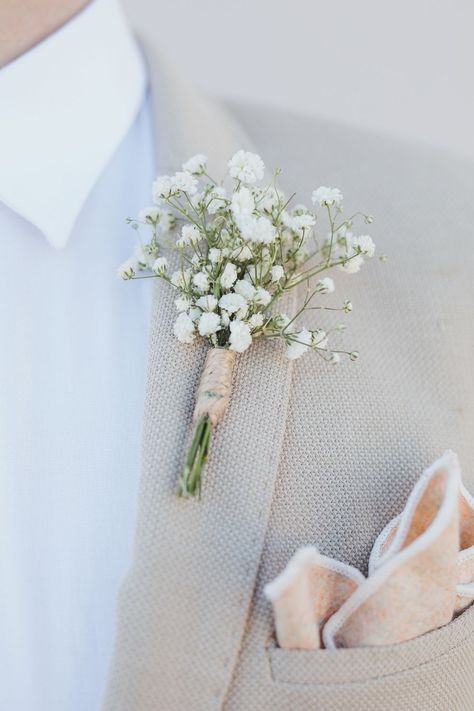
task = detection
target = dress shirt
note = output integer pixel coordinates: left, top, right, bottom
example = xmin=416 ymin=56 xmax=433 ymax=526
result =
xmin=0 ymin=1 xmax=156 ymax=709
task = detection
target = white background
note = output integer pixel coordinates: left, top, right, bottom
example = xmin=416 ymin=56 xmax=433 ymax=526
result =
xmin=122 ymin=0 xmax=474 ymax=161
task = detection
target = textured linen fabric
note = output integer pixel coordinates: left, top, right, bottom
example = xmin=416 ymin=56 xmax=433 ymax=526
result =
xmin=104 ymin=46 xmax=474 ymax=710
xmin=0 ymin=3 xmax=156 ymax=709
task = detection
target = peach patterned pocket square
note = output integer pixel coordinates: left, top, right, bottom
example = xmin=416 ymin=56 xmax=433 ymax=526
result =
xmin=266 ymin=451 xmax=470 ymax=650
xmin=263 ymin=547 xmax=364 ymax=650
xmin=369 ymin=454 xmax=474 ymax=615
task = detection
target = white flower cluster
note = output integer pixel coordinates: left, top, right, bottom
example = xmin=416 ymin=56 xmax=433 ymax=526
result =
xmin=119 ymin=151 xmax=377 ymax=363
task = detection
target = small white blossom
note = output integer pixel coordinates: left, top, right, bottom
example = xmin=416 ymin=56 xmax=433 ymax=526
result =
xmin=312 ymin=186 xmax=343 ymax=207
xmin=193 ymin=271 xmax=210 ymax=293
xmin=220 ymin=262 xmax=238 ymax=289
xmin=188 ymin=307 xmax=201 ymax=322
xmin=175 ymin=296 xmax=191 ymax=312
xmin=254 ymin=287 xmax=271 ymax=306
xmin=196 ymin=294 xmax=218 ymax=311
xmin=138 ymin=206 xmax=161 ymax=223
xmin=198 ymin=311 xmax=221 ymax=336
xmin=329 ymin=352 xmax=341 ymax=365
xmin=229 ymin=320 xmax=252 ymax=352
xmin=209 ymin=248 xmax=224 ymax=264
xmin=343 ymin=300 xmax=353 ymax=312
xmin=228 ymin=150 xmax=264 ymax=184
xmin=176 ymin=224 xmax=201 ymax=248
xmin=221 ymin=311 xmax=230 ymax=327
xmin=117 ymin=258 xmax=136 ymax=280
xmin=173 ymin=312 xmax=196 ymax=344
xmin=173 ymin=171 xmax=198 ymax=195
xmin=351 ymin=234 xmax=376 ymax=258
xmin=152 ymin=257 xmax=168 ymax=274
xmin=231 ymin=187 xmax=255 ymax=218
xmin=182 ymin=153 xmax=207 ymax=175
xmin=231 ymin=244 xmax=254 ymax=262
xmin=339 ymin=254 xmax=364 ymax=274
xmin=207 ymin=186 xmax=227 ymax=214
xmin=271 ymin=265 xmax=285 ymax=283
xmin=317 ymin=277 xmax=335 ymax=293
xmin=248 ymin=313 xmax=264 ymax=330
xmin=158 ymin=211 xmax=176 ymax=233
xmin=152 ymin=175 xmax=175 ymax=201
xmin=275 ymin=313 xmax=291 ymax=329
xmin=218 ymin=292 xmax=248 ymax=315
xmin=286 ymin=329 xmax=312 ymax=360
xmin=171 ymin=269 xmax=192 ymax=289
xmin=239 ymin=215 xmax=276 ymax=245
xmin=234 ymin=279 xmax=256 ymax=300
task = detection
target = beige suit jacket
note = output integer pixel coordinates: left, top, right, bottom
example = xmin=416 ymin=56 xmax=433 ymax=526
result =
xmin=103 ymin=43 xmax=474 ymax=710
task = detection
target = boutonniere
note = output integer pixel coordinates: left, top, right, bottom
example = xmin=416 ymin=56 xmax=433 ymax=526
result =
xmin=119 ymin=151 xmax=380 ymax=499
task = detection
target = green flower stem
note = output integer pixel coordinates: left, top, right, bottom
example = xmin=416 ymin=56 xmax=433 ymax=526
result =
xmin=178 ymin=416 xmax=213 ymax=499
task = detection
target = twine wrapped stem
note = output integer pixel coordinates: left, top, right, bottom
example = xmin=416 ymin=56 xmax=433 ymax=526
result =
xmin=178 ymin=348 xmax=236 ymax=498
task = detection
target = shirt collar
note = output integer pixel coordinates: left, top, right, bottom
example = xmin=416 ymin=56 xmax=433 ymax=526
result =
xmin=0 ymin=0 xmax=146 ymax=248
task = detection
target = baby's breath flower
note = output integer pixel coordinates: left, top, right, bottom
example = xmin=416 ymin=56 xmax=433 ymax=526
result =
xmin=118 ymin=258 xmax=136 ymax=280
xmin=158 ymin=211 xmax=176 ymax=233
xmin=209 ymin=248 xmax=224 ymax=264
xmin=248 ymin=313 xmax=264 ymax=330
xmin=218 ymin=292 xmax=248 ymax=315
xmin=231 ymin=244 xmax=254 ymax=262
xmin=339 ymin=254 xmax=364 ymax=274
xmin=234 ymin=279 xmax=256 ymax=300
xmin=329 ymin=352 xmax=341 ymax=365
xmin=173 ymin=312 xmax=196 ymax=344
xmin=152 ymin=175 xmax=175 ymax=201
xmin=198 ymin=312 xmax=221 ymax=336
xmin=228 ymin=150 xmax=264 ymax=184
xmin=171 ymin=269 xmax=192 ymax=289
xmin=173 ymin=171 xmax=198 ymax=195
xmin=182 ymin=153 xmax=208 ymax=175
xmin=152 ymin=257 xmax=168 ymax=275
xmin=239 ymin=215 xmax=276 ymax=245
xmin=196 ymin=295 xmax=218 ymax=311
xmin=352 ymin=234 xmax=376 ymax=258
xmin=275 ymin=313 xmax=291 ymax=329
xmin=138 ymin=205 xmax=161 ymax=223
xmin=231 ymin=187 xmax=255 ymax=217
xmin=229 ymin=320 xmax=252 ymax=352
xmin=175 ymin=296 xmax=191 ymax=312
xmin=220 ymin=262 xmax=238 ymax=290
xmin=254 ymin=287 xmax=272 ymax=306
xmin=271 ymin=265 xmax=285 ymax=283
xmin=317 ymin=277 xmax=335 ymax=293
xmin=177 ymin=224 xmax=200 ymax=248
xmin=193 ymin=271 xmax=210 ymax=293
xmin=286 ymin=329 xmax=312 ymax=360
xmin=343 ymin=300 xmax=353 ymax=313
xmin=312 ymin=186 xmax=343 ymax=207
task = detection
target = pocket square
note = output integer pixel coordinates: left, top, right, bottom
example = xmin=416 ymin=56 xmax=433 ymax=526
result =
xmin=369 ymin=456 xmax=474 ymax=615
xmin=324 ymin=450 xmax=459 ymax=648
xmin=266 ymin=451 xmax=469 ymax=650
xmin=264 ymin=547 xmax=364 ymax=650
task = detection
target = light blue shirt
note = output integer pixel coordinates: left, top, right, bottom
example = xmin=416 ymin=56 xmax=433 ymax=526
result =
xmin=0 ymin=2 xmax=156 ymax=709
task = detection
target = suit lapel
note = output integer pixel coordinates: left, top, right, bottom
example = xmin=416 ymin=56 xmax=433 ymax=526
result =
xmin=104 ymin=44 xmax=296 ymax=710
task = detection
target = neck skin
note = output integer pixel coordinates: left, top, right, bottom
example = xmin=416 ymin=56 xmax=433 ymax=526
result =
xmin=0 ymin=0 xmax=91 ymax=67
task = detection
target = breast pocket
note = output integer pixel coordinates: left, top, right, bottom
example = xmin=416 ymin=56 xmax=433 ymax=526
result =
xmin=266 ymin=605 xmax=474 ymax=711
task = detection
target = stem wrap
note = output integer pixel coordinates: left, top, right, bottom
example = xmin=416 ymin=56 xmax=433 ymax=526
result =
xmin=193 ymin=348 xmax=236 ymax=427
